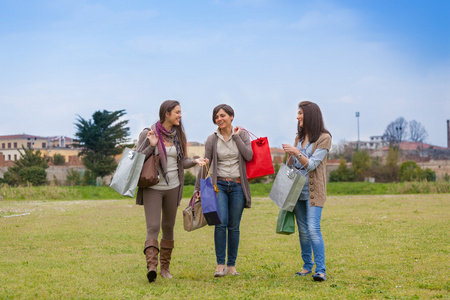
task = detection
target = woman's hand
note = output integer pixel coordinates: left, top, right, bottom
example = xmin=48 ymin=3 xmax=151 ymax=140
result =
xmin=282 ymin=144 xmax=300 ymax=157
xmin=233 ymin=126 xmax=241 ymax=135
xmin=194 ymin=158 xmax=209 ymax=167
xmin=147 ymin=130 xmax=158 ymax=146
xmin=195 ymin=190 xmax=201 ymax=199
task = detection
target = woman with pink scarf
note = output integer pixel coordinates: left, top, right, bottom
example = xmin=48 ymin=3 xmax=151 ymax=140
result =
xmin=135 ymin=100 xmax=207 ymax=283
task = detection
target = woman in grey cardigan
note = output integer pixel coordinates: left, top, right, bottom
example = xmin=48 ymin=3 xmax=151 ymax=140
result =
xmin=136 ymin=100 xmax=207 ymax=283
xmin=195 ymin=104 xmax=253 ymax=277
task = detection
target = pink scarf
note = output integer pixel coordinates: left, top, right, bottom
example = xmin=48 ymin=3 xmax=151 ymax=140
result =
xmin=153 ymin=121 xmax=183 ymax=184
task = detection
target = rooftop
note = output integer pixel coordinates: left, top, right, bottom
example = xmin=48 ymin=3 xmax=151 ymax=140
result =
xmin=379 ymin=141 xmax=448 ymax=151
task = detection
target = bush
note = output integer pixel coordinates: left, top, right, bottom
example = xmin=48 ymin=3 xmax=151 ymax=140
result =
xmin=352 ymin=150 xmax=372 ymax=181
xmin=66 ymin=169 xmax=83 ymax=186
xmin=370 ymin=164 xmax=399 ymax=183
xmin=329 ymin=159 xmax=355 ymax=182
xmin=18 ymin=166 xmax=48 ymax=186
xmin=53 ymin=154 xmax=65 ymax=165
xmin=82 ymin=170 xmax=97 ymax=186
xmin=387 ymin=181 xmax=450 ymax=194
xmin=184 ymin=171 xmax=196 ymax=185
xmin=420 ymin=168 xmax=436 ymax=182
xmin=399 ymin=161 xmax=421 ymax=182
xmin=3 ymin=171 xmax=20 ymax=186
xmin=2 ymin=147 xmax=50 ymax=186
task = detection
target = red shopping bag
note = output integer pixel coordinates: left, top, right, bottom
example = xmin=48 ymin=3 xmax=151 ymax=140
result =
xmin=241 ymin=128 xmax=275 ymax=180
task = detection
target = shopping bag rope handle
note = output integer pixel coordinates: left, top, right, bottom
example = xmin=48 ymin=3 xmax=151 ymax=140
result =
xmin=287 ymin=155 xmax=308 ymax=172
xmin=201 ymin=164 xmax=212 ymax=180
xmin=237 ymin=126 xmax=258 ymax=141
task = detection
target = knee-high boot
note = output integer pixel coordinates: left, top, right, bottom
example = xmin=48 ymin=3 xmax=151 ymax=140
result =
xmin=144 ymin=239 xmax=159 ymax=283
xmin=160 ymin=239 xmax=174 ymax=279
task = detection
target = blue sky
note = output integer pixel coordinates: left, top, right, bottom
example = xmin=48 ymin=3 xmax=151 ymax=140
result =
xmin=1 ymin=0 xmax=449 ymax=149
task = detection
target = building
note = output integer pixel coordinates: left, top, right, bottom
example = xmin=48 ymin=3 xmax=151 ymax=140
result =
xmin=270 ymin=147 xmax=285 ymax=165
xmin=348 ymin=135 xmax=390 ymax=151
xmin=0 ymin=134 xmax=81 ymax=167
xmin=372 ymin=141 xmax=449 ymax=160
xmin=186 ymin=142 xmax=204 ymax=159
xmin=372 ymin=141 xmax=450 ymax=180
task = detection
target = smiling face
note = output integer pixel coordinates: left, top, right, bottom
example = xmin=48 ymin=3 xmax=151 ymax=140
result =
xmin=214 ymin=108 xmax=234 ymax=129
xmin=297 ymin=107 xmax=304 ymax=128
xmin=165 ymin=105 xmax=182 ymax=126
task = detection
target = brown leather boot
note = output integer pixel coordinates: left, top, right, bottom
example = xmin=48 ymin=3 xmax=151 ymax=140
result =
xmin=160 ymin=239 xmax=174 ymax=279
xmin=143 ymin=239 xmax=159 ymax=283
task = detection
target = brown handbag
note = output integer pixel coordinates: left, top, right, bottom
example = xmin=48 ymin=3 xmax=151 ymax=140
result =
xmin=138 ymin=154 xmax=159 ymax=188
xmin=183 ymin=191 xmax=207 ymax=232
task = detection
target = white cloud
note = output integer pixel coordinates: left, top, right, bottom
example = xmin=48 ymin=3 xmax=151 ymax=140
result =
xmin=1 ymin=0 xmax=449 ymax=148
xmin=290 ymin=8 xmax=360 ymax=33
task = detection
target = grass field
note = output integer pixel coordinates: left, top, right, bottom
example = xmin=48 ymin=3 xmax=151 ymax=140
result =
xmin=1 ymin=194 xmax=448 ymax=299
xmin=1 ymin=181 xmax=449 ymax=201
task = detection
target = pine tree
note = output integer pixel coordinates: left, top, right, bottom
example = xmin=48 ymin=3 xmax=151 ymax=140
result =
xmin=74 ymin=109 xmax=130 ymax=179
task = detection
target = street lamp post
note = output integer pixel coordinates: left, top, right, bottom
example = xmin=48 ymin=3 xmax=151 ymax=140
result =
xmin=395 ymin=126 xmax=402 ymax=147
xmin=395 ymin=126 xmax=402 ymax=162
xmin=355 ymin=112 xmax=360 ymax=151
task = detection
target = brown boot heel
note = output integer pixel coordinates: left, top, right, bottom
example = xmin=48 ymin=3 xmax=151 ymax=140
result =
xmin=144 ymin=239 xmax=159 ymax=283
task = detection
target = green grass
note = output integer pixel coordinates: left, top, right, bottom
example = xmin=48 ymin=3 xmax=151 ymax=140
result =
xmin=1 ymin=181 xmax=449 ymax=201
xmin=1 ymin=194 xmax=449 ymax=299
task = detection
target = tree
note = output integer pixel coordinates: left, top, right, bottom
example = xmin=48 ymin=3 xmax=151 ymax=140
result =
xmin=370 ymin=147 xmax=399 ymax=183
xmin=409 ymin=120 xmax=428 ymax=142
xmin=384 ymin=117 xmax=408 ymax=145
xmin=3 ymin=147 xmax=50 ymax=186
xmin=74 ymin=109 xmax=130 ymax=178
xmin=329 ymin=159 xmax=355 ymax=182
xmin=269 ymin=162 xmax=281 ymax=180
xmin=329 ymin=141 xmax=354 ymax=162
xmin=420 ymin=168 xmax=436 ymax=182
xmin=52 ymin=154 xmax=65 ymax=165
xmin=444 ymin=173 xmax=450 ymax=182
xmin=399 ymin=161 xmax=421 ymax=182
xmin=184 ymin=171 xmax=196 ymax=185
xmin=352 ymin=151 xmax=372 ymax=181
xmin=66 ymin=169 xmax=82 ymax=186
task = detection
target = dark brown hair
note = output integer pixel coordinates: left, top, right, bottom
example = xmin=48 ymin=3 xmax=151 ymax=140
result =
xmin=212 ymin=104 xmax=235 ymax=124
xmin=297 ymin=101 xmax=331 ymax=143
xmin=159 ymin=100 xmax=187 ymax=157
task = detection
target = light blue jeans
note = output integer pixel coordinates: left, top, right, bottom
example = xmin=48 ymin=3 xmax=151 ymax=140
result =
xmin=293 ymin=198 xmax=326 ymax=275
xmin=214 ymin=179 xmax=245 ymax=267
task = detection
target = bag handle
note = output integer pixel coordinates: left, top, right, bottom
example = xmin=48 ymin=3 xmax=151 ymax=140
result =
xmin=136 ymin=127 xmax=154 ymax=153
xmin=189 ymin=190 xmax=200 ymax=219
xmin=200 ymin=164 xmax=212 ymax=180
xmin=287 ymin=154 xmax=308 ymax=172
xmin=189 ymin=190 xmax=199 ymax=209
xmin=237 ymin=126 xmax=258 ymax=141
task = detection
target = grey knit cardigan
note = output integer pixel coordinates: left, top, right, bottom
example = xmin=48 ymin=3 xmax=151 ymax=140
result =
xmin=194 ymin=130 xmax=253 ymax=208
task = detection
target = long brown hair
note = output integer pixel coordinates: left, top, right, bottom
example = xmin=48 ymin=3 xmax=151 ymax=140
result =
xmin=297 ymin=101 xmax=331 ymax=143
xmin=159 ymin=100 xmax=187 ymax=157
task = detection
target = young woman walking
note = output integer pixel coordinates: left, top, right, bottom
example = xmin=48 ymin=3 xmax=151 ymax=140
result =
xmin=136 ymin=100 xmax=207 ymax=283
xmin=195 ymin=104 xmax=253 ymax=277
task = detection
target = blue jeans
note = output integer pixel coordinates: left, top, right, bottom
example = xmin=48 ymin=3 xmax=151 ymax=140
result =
xmin=214 ymin=179 xmax=245 ymax=267
xmin=293 ymin=198 xmax=326 ymax=275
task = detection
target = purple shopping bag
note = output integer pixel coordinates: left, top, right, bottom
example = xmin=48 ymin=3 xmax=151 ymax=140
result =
xmin=200 ymin=176 xmax=221 ymax=226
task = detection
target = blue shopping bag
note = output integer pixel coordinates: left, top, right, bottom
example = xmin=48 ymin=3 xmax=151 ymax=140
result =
xmin=200 ymin=172 xmax=222 ymax=226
